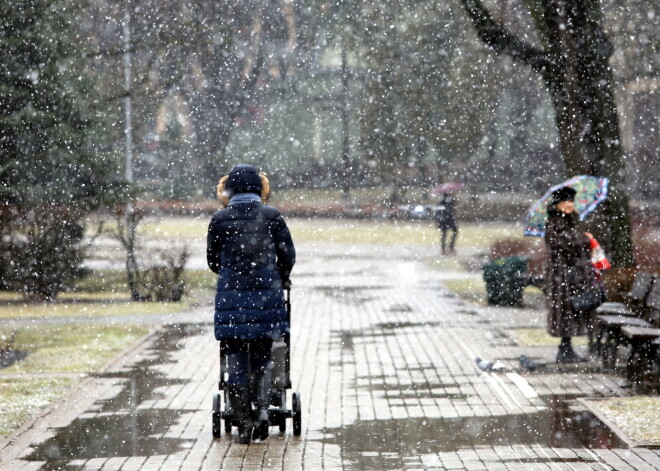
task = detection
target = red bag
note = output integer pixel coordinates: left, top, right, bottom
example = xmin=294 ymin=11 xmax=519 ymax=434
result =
xmin=589 ymin=237 xmax=611 ymax=272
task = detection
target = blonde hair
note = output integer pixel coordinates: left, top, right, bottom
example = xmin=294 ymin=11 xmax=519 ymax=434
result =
xmin=216 ymin=172 xmax=270 ymax=208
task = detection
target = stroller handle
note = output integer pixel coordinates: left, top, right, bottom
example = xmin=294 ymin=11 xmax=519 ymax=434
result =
xmin=285 ymin=287 xmax=291 ymax=317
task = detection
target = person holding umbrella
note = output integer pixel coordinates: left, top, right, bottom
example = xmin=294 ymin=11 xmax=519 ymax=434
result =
xmin=544 ymin=186 xmax=594 ymax=363
xmin=435 ymin=192 xmax=458 ymax=255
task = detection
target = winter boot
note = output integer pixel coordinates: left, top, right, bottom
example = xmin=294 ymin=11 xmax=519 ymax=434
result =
xmin=556 ymin=338 xmax=587 ymax=364
xmin=227 ymin=384 xmax=252 ymax=444
xmin=252 ymin=368 xmax=272 ymax=441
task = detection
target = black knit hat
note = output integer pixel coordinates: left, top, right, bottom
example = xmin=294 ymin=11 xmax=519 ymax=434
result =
xmin=550 ymin=186 xmax=576 ymax=204
xmin=225 ymin=165 xmax=263 ymax=196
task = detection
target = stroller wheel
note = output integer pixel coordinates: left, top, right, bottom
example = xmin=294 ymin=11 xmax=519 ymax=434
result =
xmin=292 ymin=392 xmax=302 ymax=436
xmin=278 ymin=390 xmax=286 ymax=433
xmin=212 ymin=394 xmax=221 ymax=438
xmin=224 ymin=417 xmax=232 ymax=434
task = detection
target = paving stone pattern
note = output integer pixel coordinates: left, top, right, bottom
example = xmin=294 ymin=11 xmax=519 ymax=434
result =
xmin=2 ymin=243 xmax=660 ymax=470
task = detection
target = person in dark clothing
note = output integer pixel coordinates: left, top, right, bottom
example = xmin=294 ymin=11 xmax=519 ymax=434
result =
xmin=544 ymin=186 xmax=593 ymax=363
xmin=207 ymin=164 xmax=295 ymax=443
xmin=435 ymin=193 xmax=458 ymax=255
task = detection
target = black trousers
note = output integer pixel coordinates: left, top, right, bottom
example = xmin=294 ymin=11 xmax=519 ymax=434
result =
xmin=440 ymin=224 xmax=458 ymax=251
xmin=224 ymin=338 xmax=273 ymax=387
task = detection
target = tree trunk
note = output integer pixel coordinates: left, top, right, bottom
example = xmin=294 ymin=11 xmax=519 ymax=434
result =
xmin=579 ymin=0 xmax=633 ymax=267
xmin=542 ymin=0 xmax=592 ymax=175
xmin=542 ymin=0 xmax=633 ymax=266
xmin=460 ymin=0 xmax=634 ymax=266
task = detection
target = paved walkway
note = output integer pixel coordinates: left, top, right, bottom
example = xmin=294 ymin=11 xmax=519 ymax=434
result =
xmin=2 ymin=242 xmax=660 ymax=470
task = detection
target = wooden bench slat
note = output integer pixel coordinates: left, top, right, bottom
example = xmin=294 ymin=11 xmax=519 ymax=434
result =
xmin=595 ymin=305 xmax=633 ymax=316
xmin=621 ymin=326 xmax=660 ymax=340
xmin=596 ymin=315 xmax=652 ymax=328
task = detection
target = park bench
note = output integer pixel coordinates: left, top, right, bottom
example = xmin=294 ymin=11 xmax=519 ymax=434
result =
xmin=596 ymin=271 xmax=655 ymax=317
xmin=594 ymin=272 xmax=657 ymax=370
xmin=620 ymin=326 xmax=660 ymax=389
xmin=588 ymin=272 xmax=652 ymax=353
xmin=620 ymin=282 xmax=660 ymax=388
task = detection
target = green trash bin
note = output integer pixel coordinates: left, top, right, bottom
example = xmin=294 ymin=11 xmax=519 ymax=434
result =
xmin=482 ymin=256 xmax=530 ymax=306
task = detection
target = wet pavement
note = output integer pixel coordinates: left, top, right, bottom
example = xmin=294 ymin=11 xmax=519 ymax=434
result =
xmin=2 ymin=241 xmax=660 ymax=470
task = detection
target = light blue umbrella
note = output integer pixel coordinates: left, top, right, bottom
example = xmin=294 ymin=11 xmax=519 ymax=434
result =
xmin=524 ymin=175 xmax=609 ymax=237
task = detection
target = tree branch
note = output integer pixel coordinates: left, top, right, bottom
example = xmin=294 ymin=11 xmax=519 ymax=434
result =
xmin=460 ymin=0 xmax=552 ymax=74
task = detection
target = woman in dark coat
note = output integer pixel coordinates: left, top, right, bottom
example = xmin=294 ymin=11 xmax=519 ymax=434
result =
xmin=207 ymin=164 xmax=295 ymax=443
xmin=544 ymin=186 xmax=593 ymax=363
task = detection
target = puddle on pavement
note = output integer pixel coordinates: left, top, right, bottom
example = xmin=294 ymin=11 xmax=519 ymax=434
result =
xmin=456 ymin=308 xmax=478 ymax=316
xmin=295 ymin=269 xmax=367 ymax=277
xmin=332 ymin=329 xmax=396 ymax=351
xmin=321 ymin=400 xmax=625 ymax=469
xmin=384 ymin=304 xmax=414 ymax=313
xmin=357 ymin=379 xmax=466 ymax=400
xmin=27 ymin=409 xmax=187 ymax=462
xmin=331 ymin=321 xmax=454 ymax=351
xmin=321 ymin=253 xmax=383 ymax=260
xmin=315 ymin=285 xmax=389 ymax=304
xmin=380 ymin=387 xmax=466 ymax=401
xmin=375 ymin=321 xmax=439 ymax=330
xmin=24 ymin=324 xmax=205 ymax=467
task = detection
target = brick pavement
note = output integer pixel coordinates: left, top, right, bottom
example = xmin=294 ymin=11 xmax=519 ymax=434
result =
xmin=2 ymin=242 xmax=660 ymax=470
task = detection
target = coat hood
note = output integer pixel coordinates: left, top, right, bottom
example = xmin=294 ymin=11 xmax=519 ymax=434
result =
xmin=216 ymin=168 xmax=270 ymax=207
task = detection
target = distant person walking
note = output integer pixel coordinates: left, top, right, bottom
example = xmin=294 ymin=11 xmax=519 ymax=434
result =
xmin=435 ymin=192 xmax=458 ymax=255
xmin=544 ymin=186 xmax=593 ymax=363
xmin=207 ymin=164 xmax=296 ymax=443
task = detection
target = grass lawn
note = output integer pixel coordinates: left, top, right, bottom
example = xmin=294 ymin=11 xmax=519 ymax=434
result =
xmin=444 ymin=279 xmax=546 ymax=309
xmin=74 ymin=268 xmax=216 ymax=294
xmin=0 ymin=377 xmax=74 ymax=439
xmin=0 ymin=267 xmax=216 ymax=320
xmin=0 ymin=298 xmax=187 ymax=320
xmin=130 ymin=214 xmax=526 ymax=247
xmin=272 ymin=187 xmax=430 ymax=206
xmin=290 ymin=219 xmax=525 ymax=247
xmin=0 ymin=324 xmax=150 ymax=374
xmin=591 ymin=396 xmax=660 ymax=445
xmin=0 ymin=324 xmax=149 ymax=439
xmin=507 ymin=327 xmax=588 ymax=347
xmin=138 ymin=216 xmax=209 ymax=240
xmin=443 ymin=278 xmax=488 ymax=305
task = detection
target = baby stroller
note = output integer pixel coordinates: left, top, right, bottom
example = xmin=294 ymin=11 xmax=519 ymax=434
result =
xmin=212 ymin=288 xmax=302 ymax=438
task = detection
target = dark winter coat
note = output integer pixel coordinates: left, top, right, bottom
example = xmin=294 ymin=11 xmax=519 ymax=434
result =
xmin=544 ymin=208 xmax=594 ymax=337
xmin=207 ymin=201 xmax=295 ymax=340
xmin=435 ymin=195 xmax=456 ymax=229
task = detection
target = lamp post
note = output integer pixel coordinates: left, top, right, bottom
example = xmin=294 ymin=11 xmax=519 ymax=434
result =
xmin=122 ymin=1 xmax=133 ymax=186
xmin=122 ymin=0 xmax=139 ymax=299
xmin=340 ymin=40 xmax=350 ymax=200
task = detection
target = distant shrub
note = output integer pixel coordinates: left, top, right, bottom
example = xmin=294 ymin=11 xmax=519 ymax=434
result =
xmin=0 ymin=208 xmax=88 ymax=301
xmin=106 ymin=208 xmax=189 ymax=302
xmin=489 ymin=239 xmax=531 ymax=260
xmin=138 ymin=247 xmax=189 ymax=302
xmin=489 ymin=238 xmax=546 ymax=276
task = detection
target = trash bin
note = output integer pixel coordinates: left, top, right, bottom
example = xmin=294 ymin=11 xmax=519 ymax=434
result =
xmin=482 ymin=256 xmax=530 ymax=307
